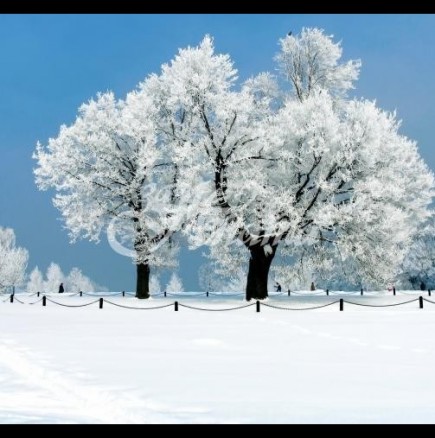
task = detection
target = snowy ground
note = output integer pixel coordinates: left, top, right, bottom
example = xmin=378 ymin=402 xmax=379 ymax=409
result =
xmin=1 ymin=291 xmax=435 ymax=424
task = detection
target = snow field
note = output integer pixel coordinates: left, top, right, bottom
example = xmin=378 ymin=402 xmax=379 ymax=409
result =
xmin=1 ymin=292 xmax=435 ymax=423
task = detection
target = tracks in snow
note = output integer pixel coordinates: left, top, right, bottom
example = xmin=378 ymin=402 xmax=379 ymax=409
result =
xmin=0 ymin=340 xmax=149 ymax=423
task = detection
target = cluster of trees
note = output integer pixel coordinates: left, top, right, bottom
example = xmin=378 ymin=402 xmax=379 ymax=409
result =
xmin=34 ymin=28 xmax=435 ymax=300
xmin=26 ymin=263 xmax=107 ymax=294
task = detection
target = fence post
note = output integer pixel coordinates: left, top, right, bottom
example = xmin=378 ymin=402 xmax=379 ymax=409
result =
xmin=80 ymin=291 xmax=83 ymax=297
xmin=99 ymin=298 xmax=103 ymax=309
xmin=206 ymin=291 xmax=209 ymax=297
xmin=37 ymin=291 xmax=40 ymax=297
xmin=428 ymin=289 xmax=431 ymax=297
xmin=288 ymin=289 xmax=291 ymax=296
xmin=122 ymin=291 xmax=125 ymax=297
xmin=10 ymin=294 xmax=13 ymax=303
xmin=164 ymin=291 xmax=167 ymax=297
xmin=174 ymin=301 xmax=178 ymax=311
xmin=326 ymin=289 xmax=329 ymax=296
xmin=360 ymin=288 xmax=363 ymax=296
xmin=419 ymin=296 xmax=423 ymax=309
xmin=42 ymin=296 xmax=46 ymax=307
xmin=393 ymin=287 xmax=396 ymax=296
xmin=256 ymin=300 xmax=261 ymax=313
xmin=340 ymin=298 xmax=344 ymax=311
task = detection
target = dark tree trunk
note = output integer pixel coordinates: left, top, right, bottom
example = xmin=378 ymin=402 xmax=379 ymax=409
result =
xmin=246 ymin=244 xmax=277 ymax=301
xmin=136 ymin=263 xmax=150 ymax=299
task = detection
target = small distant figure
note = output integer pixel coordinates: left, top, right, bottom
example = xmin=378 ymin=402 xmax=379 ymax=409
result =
xmin=288 ymin=31 xmax=292 ymax=36
xmin=275 ymin=282 xmax=282 ymax=292
xmin=310 ymin=282 xmax=315 ymax=291
xmin=58 ymin=282 xmax=64 ymax=294
xmin=420 ymin=281 xmax=426 ymax=291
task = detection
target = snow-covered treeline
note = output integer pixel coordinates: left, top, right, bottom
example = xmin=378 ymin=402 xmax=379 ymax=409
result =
xmin=26 ymin=263 xmax=107 ymax=294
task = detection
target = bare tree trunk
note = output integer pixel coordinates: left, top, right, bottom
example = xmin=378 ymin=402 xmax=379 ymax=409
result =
xmin=246 ymin=244 xmax=277 ymax=301
xmin=136 ymin=263 xmax=150 ymax=299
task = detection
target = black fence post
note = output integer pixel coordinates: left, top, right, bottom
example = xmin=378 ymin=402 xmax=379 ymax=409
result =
xmin=326 ymin=289 xmax=329 ymax=296
xmin=288 ymin=289 xmax=291 ymax=296
xmin=206 ymin=291 xmax=209 ymax=297
xmin=80 ymin=291 xmax=83 ymax=297
xmin=164 ymin=291 xmax=167 ymax=297
xmin=174 ymin=301 xmax=178 ymax=311
xmin=340 ymin=298 xmax=344 ymax=311
xmin=419 ymin=296 xmax=424 ymax=309
xmin=360 ymin=288 xmax=363 ymax=296
xmin=37 ymin=291 xmax=40 ymax=297
xmin=122 ymin=291 xmax=125 ymax=297
xmin=256 ymin=301 xmax=261 ymax=312
xmin=428 ymin=289 xmax=431 ymax=297
xmin=10 ymin=294 xmax=13 ymax=303
xmin=393 ymin=287 xmax=396 ymax=296
xmin=99 ymin=298 xmax=103 ymax=309
xmin=42 ymin=296 xmax=46 ymax=307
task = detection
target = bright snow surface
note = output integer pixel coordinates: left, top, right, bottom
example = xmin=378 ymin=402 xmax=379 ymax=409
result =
xmin=0 ymin=291 xmax=434 ymax=423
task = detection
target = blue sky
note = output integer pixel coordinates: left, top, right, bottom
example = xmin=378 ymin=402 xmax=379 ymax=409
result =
xmin=0 ymin=14 xmax=434 ymax=291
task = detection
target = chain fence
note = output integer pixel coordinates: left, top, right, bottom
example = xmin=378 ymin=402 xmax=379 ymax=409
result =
xmin=2 ymin=292 xmax=433 ymax=312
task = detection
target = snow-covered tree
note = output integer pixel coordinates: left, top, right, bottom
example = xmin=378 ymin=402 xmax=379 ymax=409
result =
xmin=221 ymin=269 xmax=246 ymax=293
xmin=198 ymin=263 xmax=215 ymax=292
xmin=44 ymin=262 xmax=64 ymax=294
xmin=66 ymin=267 xmax=95 ymax=293
xmin=276 ymin=27 xmax=361 ymax=101
xmin=396 ymin=218 xmax=435 ymax=289
xmin=398 ymin=238 xmax=435 ymax=289
xmin=0 ymin=227 xmax=28 ymax=292
xmin=149 ymin=274 xmax=161 ymax=294
xmin=166 ymin=272 xmax=184 ymax=293
xmin=147 ymin=30 xmax=434 ymax=300
xmin=34 ymin=91 xmax=182 ymax=298
xmin=26 ymin=266 xmax=44 ymax=294
xmin=198 ymin=245 xmax=247 ymax=293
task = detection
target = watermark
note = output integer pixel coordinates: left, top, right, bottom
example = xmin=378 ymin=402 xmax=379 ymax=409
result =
xmin=106 ymin=185 xmax=295 ymax=260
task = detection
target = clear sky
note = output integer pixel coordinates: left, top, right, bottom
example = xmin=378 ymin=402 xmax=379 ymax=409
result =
xmin=0 ymin=14 xmax=434 ymax=291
